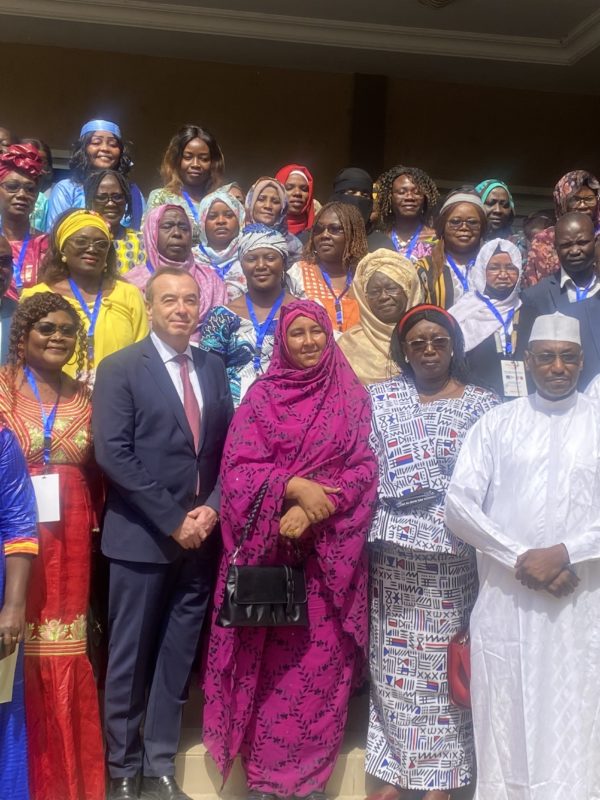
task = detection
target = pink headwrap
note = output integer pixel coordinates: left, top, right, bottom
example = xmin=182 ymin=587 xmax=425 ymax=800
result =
xmin=127 ymin=204 xmax=227 ymax=324
xmin=0 ymin=144 xmax=44 ymax=182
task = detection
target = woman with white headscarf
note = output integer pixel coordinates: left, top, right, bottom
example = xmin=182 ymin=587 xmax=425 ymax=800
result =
xmin=449 ymin=237 xmax=529 ymax=400
xmin=198 ymin=224 xmax=296 ymax=406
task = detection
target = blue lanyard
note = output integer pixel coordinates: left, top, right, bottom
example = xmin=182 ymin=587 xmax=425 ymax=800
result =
xmin=146 ymin=259 xmax=155 ymax=274
xmin=575 ymin=280 xmax=595 ymax=302
xmin=391 ymin=223 xmax=422 ymax=261
xmin=13 ymin=232 xmax=30 ymax=292
xmin=68 ymin=278 xmax=103 ymax=364
xmin=476 ymin=292 xmax=515 ymax=355
xmin=245 ymin=291 xmax=285 ymax=372
xmin=24 ymin=366 xmax=60 ymax=466
xmin=182 ymin=191 xmax=200 ymax=224
xmin=446 ymin=255 xmax=473 ymax=293
xmin=320 ymin=266 xmax=352 ymax=331
xmin=198 ymin=243 xmax=236 ymax=280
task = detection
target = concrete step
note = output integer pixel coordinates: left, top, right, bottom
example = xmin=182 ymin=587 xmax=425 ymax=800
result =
xmin=176 ymin=690 xmax=371 ymax=800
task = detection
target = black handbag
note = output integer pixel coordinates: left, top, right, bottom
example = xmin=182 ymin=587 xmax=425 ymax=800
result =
xmin=216 ymin=481 xmax=308 ymax=628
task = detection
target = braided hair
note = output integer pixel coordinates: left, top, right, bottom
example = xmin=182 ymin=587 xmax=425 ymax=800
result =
xmin=4 ymin=292 xmax=87 ymax=402
xmin=303 ymin=202 xmax=368 ymax=271
xmin=376 ymin=165 xmax=440 ymax=231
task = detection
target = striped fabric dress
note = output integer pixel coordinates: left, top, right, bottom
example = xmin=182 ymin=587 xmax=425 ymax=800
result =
xmin=366 ymin=376 xmax=498 ymax=792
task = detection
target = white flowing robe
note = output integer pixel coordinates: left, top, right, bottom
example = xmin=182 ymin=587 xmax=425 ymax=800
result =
xmin=445 ymin=391 xmax=600 ymax=800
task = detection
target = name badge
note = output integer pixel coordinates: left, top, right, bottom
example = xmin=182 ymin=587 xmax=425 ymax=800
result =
xmin=501 ymin=360 xmax=528 ymax=398
xmin=31 ymin=473 xmax=61 ymax=523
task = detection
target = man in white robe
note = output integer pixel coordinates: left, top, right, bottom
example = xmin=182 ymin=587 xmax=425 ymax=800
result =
xmin=446 ymin=312 xmax=600 ymax=800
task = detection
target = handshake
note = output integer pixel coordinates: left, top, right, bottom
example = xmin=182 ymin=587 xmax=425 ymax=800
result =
xmin=514 ymin=542 xmax=579 ymax=598
xmin=172 ymin=505 xmax=219 ymax=549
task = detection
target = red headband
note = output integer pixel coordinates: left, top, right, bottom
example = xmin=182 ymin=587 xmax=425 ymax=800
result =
xmin=397 ymin=303 xmax=457 ymax=337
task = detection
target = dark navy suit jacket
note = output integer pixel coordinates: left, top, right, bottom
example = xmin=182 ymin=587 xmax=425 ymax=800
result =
xmin=92 ymin=335 xmax=233 ymax=563
xmin=520 ymin=272 xmax=600 ymax=390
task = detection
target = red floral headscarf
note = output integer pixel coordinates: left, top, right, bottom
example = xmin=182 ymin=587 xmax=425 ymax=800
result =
xmin=0 ymin=144 xmax=44 ymax=183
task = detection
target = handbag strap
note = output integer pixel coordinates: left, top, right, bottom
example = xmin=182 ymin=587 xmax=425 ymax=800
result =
xmin=231 ymin=480 xmax=269 ymax=563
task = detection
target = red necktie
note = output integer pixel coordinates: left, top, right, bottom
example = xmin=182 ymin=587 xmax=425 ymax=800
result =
xmin=174 ymin=354 xmax=201 ymax=452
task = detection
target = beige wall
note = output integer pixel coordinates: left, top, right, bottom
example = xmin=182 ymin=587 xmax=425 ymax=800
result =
xmin=3 ymin=41 xmax=599 ymax=204
xmin=385 ymin=77 xmax=600 ymax=191
xmin=1 ymin=43 xmax=354 ymax=199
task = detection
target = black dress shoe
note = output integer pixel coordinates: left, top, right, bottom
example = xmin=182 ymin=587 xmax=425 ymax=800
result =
xmin=108 ymin=777 xmax=139 ymax=800
xmin=140 ymin=776 xmax=192 ymax=800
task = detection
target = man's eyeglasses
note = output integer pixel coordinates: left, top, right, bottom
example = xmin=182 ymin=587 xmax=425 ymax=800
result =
xmin=405 ymin=336 xmax=451 ymax=353
xmin=529 ymin=351 xmax=581 ymax=366
xmin=32 ymin=321 xmax=79 ymax=338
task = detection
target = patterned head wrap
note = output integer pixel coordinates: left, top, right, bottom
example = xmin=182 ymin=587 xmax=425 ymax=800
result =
xmin=238 ymin=223 xmax=288 ymax=262
xmin=245 ymin=177 xmax=288 ymax=232
xmin=55 ymin=210 xmax=112 ymax=251
xmin=195 ymin=189 xmax=245 ymax=269
xmin=0 ymin=143 xmax=44 ymax=182
xmin=475 ymin=178 xmax=515 ymax=213
xmin=80 ymin=119 xmax=122 ymax=139
xmin=553 ymin=170 xmax=600 ymax=221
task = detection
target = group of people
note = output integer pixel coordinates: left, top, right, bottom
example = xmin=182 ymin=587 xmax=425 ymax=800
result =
xmin=0 ymin=116 xmax=599 ymax=800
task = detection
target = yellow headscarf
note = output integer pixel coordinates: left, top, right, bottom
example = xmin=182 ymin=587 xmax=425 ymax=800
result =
xmin=338 ymin=248 xmax=423 ymax=385
xmin=55 ymin=210 xmax=112 ymax=251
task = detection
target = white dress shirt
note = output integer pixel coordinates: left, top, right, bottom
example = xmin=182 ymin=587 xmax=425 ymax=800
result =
xmin=150 ymin=331 xmax=204 ymax=414
xmin=560 ymin=267 xmax=600 ymax=304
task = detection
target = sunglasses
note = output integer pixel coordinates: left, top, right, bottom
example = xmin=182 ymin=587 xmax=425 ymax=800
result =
xmin=529 ymin=351 xmax=580 ymax=366
xmin=94 ymin=192 xmax=126 ymax=204
xmin=405 ymin=336 xmax=451 ymax=353
xmin=33 ymin=321 xmax=79 ymax=338
xmin=314 ymin=223 xmax=344 ymax=236
xmin=67 ymin=236 xmax=110 ymax=253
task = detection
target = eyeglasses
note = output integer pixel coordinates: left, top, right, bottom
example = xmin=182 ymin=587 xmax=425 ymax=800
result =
xmin=67 ymin=236 xmax=110 ymax=253
xmin=33 ymin=321 xmax=79 ymax=338
xmin=446 ymin=217 xmax=481 ymax=231
xmin=365 ymin=286 xmax=405 ymax=299
xmin=568 ymin=194 xmax=597 ymax=207
xmin=314 ymin=223 xmax=344 ymax=236
xmin=94 ymin=192 xmax=125 ymax=204
xmin=405 ymin=336 xmax=451 ymax=352
xmin=529 ymin=351 xmax=581 ymax=366
xmin=0 ymin=180 xmax=37 ymax=196
xmin=392 ymin=188 xmax=424 ymax=198
xmin=486 ymin=264 xmax=520 ymax=275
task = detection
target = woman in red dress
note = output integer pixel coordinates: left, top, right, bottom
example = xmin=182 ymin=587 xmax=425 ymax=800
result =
xmin=0 ymin=291 xmax=104 ymax=800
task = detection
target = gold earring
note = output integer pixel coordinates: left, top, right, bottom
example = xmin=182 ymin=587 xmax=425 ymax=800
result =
xmin=61 ymin=254 xmax=67 ymax=263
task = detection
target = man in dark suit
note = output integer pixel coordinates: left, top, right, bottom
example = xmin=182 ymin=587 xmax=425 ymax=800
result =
xmin=0 ymin=235 xmax=16 ymax=364
xmin=92 ymin=267 xmax=233 ymax=800
xmin=520 ymin=211 xmax=600 ymax=389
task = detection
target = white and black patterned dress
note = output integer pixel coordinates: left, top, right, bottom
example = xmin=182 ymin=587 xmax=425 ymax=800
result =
xmin=366 ymin=376 xmax=498 ymax=791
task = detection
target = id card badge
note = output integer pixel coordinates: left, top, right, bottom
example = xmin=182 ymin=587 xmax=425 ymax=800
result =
xmin=31 ymin=473 xmax=61 ymax=523
xmin=501 ymin=360 xmax=528 ymax=398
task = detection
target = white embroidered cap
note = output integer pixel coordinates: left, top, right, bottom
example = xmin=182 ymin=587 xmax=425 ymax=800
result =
xmin=529 ymin=312 xmax=581 ymax=345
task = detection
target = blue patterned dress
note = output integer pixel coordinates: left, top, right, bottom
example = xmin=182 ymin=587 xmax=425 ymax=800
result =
xmin=0 ymin=425 xmax=38 ymax=800
xmin=198 ymin=306 xmax=278 ymax=408
xmin=366 ymin=376 xmax=498 ymax=791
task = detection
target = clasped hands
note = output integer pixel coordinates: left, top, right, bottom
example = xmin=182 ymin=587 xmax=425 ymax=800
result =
xmin=172 ymin=505 xmax=218 ymax=549
xmin=279 ymin=476 xmax=340 ymax=539
xmin=514 ymin=543 xmax=579 ymax=598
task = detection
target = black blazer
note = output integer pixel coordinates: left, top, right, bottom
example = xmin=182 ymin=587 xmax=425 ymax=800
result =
xmin=520 ymin=273 xmax=600 ymax=390
xmin=92 ymin=335 xmax=234 ymax=564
